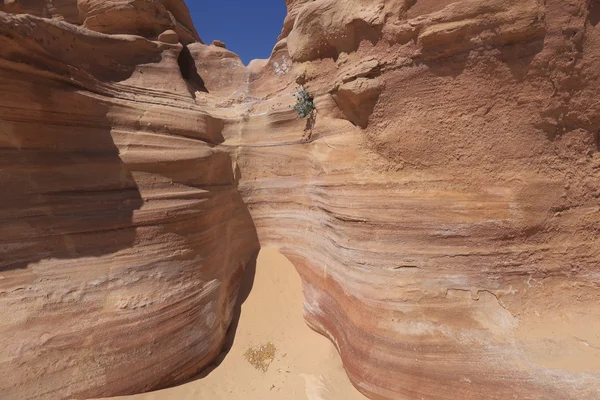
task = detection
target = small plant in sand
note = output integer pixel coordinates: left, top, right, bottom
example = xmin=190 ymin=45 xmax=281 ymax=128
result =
xmin=244 ymin=342 xmax=276 ymax=372
xmin=291 ymin=87 xmax=316 ymax=119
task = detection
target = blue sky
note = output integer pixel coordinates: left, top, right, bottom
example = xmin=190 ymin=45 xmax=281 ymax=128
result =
xmin=187 ymin=1 xmax=288 ymax=65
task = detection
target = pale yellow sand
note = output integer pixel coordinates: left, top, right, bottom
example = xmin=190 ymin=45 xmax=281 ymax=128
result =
xmin=103 ymin=248 xmax=367 ymax=400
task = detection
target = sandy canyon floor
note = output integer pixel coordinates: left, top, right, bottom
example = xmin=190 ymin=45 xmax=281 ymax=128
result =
xmin=100 ymin=248 xmax=366 ymax=400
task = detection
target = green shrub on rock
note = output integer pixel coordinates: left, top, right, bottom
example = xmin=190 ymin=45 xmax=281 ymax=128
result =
xmin=292 ymin=88 xmax=315 ymax=119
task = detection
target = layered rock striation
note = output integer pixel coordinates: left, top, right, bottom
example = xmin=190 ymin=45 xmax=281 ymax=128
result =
xmin=0 ymin=2 xmax=257 ymax=399
xmin=238 ymin=1 xmax=600 ymax=399
xmin=1 ymin=0 xmax=600 ymax=399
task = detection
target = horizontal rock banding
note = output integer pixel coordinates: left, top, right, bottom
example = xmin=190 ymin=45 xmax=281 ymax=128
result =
xmin=2 ymin=0 xmax=600 ymax=399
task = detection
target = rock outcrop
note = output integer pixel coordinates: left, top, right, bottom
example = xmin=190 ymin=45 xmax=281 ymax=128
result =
xmin=238 ymin=1 xmax=600 ymax=399
xmin=2 ymin=0 xmax=600 ymax=400
xmin=0 ymin=0 xmax=200 ymax=43
xmin=0 ymin=4 xmax=257 ymax=399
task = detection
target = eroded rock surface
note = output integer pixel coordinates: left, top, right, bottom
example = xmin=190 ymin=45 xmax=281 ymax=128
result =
xmin=0 ymin=4 xmax=257 ymax=400
xmin=235 ymin=1 xmax=600 ymax=399
xmin=0 ymin=0 xmax=200 ymax=43
xmin=1 ymin=0 xmax=600 ymax=399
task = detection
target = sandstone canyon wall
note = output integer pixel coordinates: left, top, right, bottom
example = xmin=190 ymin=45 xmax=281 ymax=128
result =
xmin=0 ymin=1 xmax=258 ymax=399
xmin=2 ymin=1 xmax=600 ymax=400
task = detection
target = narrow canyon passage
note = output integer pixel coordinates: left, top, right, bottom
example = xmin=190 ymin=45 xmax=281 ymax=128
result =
xmin=101 ymin=249 xmax=367 ymax=400
xmin=2 ymin=1 xmax=600 ymax=398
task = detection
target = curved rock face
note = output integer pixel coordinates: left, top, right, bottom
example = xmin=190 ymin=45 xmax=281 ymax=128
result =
xmin=2 ymin=0 xmax=600 ymax=399
xmin=234 ymin=0 xmax=600 ymax=399
xmin=0 ymin=0 xmax=200 ymax=43
xmin=0 ymin=6 xmax=257 ymax=400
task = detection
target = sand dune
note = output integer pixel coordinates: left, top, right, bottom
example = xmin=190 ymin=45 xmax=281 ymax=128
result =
xmin=101 ymin=248 xmax=366 ymax=400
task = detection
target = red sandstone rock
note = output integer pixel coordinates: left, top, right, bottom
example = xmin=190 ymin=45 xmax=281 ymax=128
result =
xmin=1 ymin=1 xmax=600 ymax=399
xmin=0 ymin=6 xmax=256 ymax=400
xmin=0 ymin=0 xmax=200 ymax=43
xmin=211 ymin=39 xmax=227 ymax=48
xmin=157 ymin=29 xmax=178 ymax=44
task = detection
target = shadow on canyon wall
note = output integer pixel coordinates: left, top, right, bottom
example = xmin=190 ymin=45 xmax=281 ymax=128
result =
xmin=178 ymin=45 xmax=209 ymax=98
xmin=0 ymin=81 xmax=143 ymax=272
xmin=0 ymin=67 xmax=262 ymax=398
xmin=0 ymin=11 xmax=261 ymax=399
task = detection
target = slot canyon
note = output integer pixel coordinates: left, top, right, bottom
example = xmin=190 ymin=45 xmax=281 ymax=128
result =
xmin=1 ymin=0 xmax=600 ymax=399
